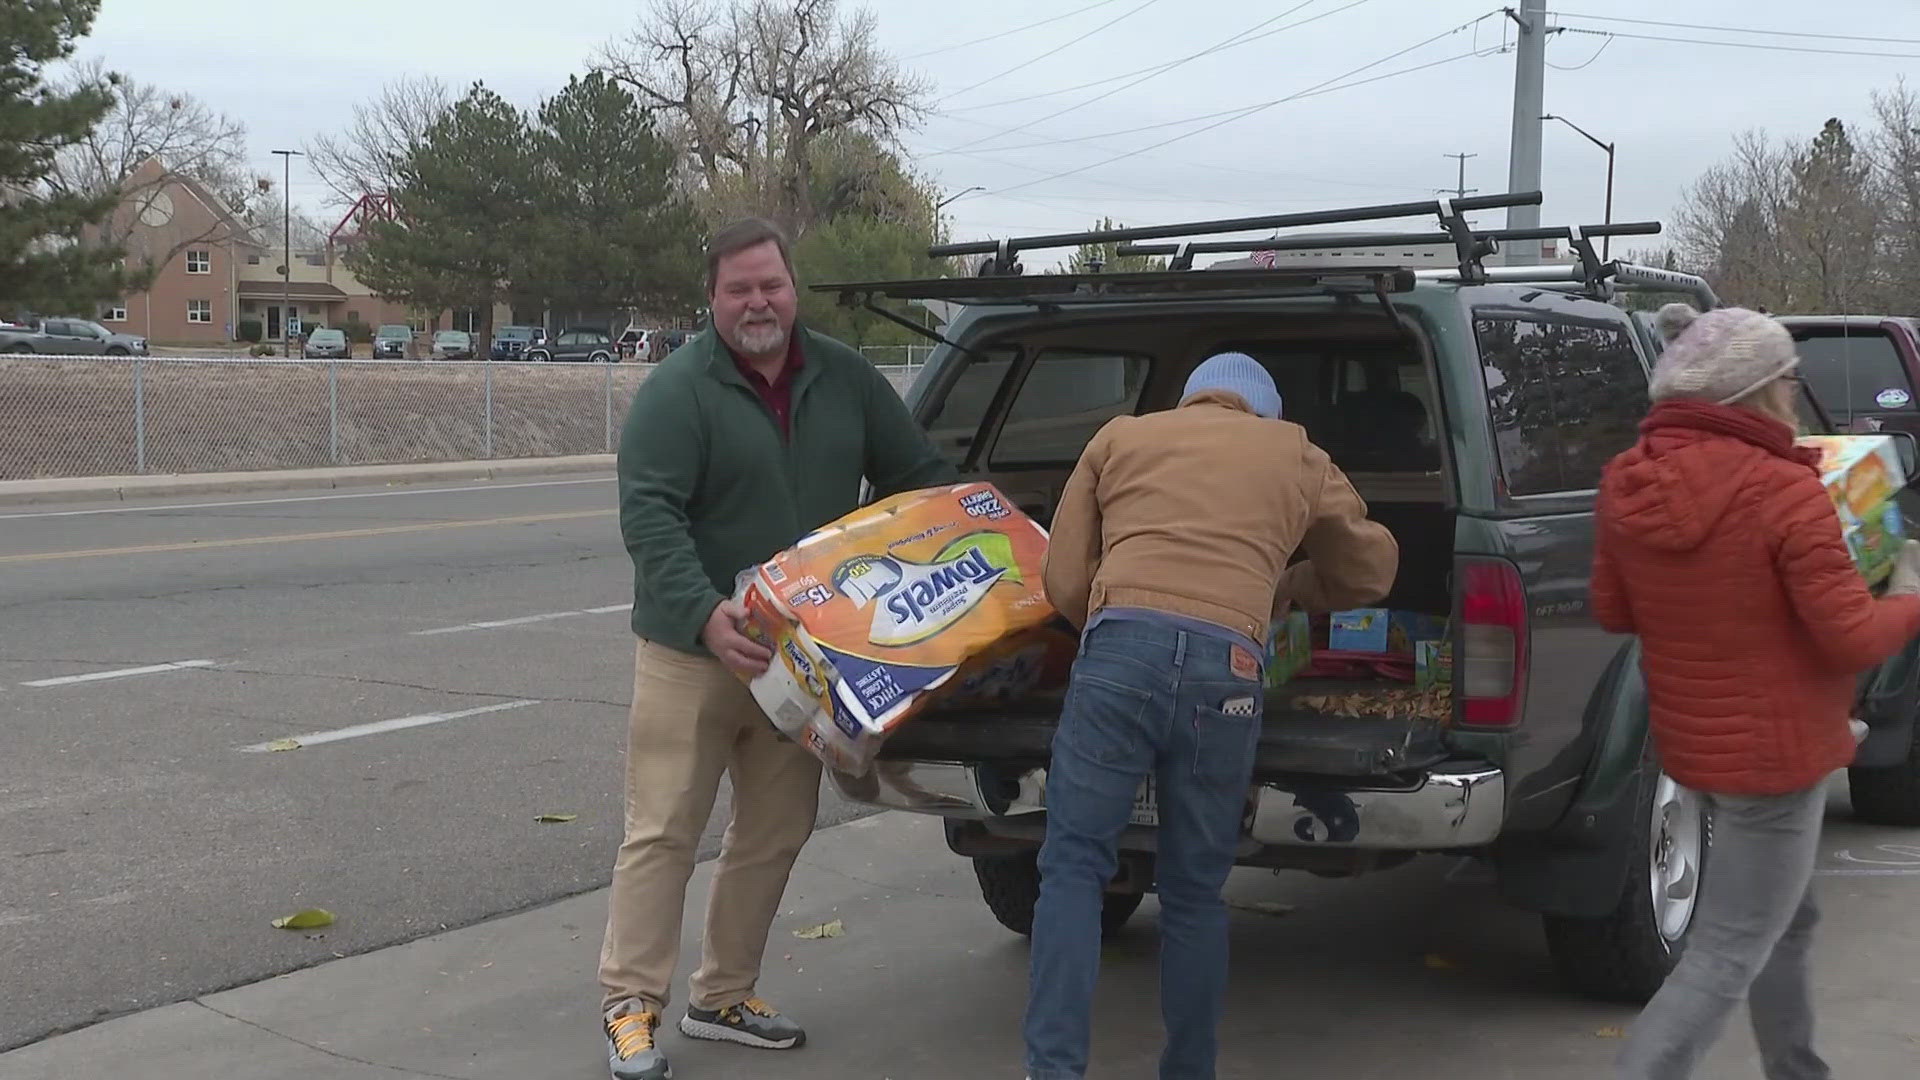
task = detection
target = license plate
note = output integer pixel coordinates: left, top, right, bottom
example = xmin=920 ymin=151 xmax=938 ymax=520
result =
xmin=1130 ymin=777 xmax=1159 ymax=827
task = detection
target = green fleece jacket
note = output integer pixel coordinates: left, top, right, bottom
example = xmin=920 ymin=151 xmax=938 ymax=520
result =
xmin=618 ymin=325 xmax=956 ymax=653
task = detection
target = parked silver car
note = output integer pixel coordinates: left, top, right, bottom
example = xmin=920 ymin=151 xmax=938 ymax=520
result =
xmin=0 ymin=317 xmax=149 ymax=356
xmin=431 ymin=330 xmax=474 ymax=360
xmin=372 ymin=324 xmax=412 ymax=359
xmin=302 ymin=327 xmax=351 ymax=359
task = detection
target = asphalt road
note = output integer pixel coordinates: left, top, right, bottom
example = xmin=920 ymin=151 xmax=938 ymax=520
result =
xmin=0 ymin=476 xmax=870 ymax=1052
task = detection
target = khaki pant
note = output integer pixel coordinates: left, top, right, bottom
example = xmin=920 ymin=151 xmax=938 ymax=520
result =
xmin=598 ymin=639 xmax=822 ymax=1013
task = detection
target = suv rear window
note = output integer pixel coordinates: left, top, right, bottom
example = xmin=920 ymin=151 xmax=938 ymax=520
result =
xmin=1794 ymin=330 xmax=1913 ymax=415
xmin=1476 ymin=317 xmax=1649 ymax=496
xmin=922 ymin=348 xmax=1149 ymax=468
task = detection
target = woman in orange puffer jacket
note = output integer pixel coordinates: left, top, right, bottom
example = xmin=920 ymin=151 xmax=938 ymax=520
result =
xmin=1592 ymin=304 xmax=1920 ymax=1079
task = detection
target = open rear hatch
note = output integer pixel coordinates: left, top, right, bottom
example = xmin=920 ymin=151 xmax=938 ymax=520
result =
xmin=827 ymin=197 xmax=1567 ymax=784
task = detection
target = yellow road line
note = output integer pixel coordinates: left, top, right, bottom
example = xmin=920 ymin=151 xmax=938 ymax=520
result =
xmin=0 ymin=509 xmax=612 ymax=565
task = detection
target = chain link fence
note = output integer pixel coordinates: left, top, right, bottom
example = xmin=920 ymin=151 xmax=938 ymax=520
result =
xmin=0 ymin=357 xmax=918 ymax=481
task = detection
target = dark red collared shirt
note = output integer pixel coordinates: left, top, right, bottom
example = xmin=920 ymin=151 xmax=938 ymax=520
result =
xmin=730 ymin=334 xmax=805 ymax=438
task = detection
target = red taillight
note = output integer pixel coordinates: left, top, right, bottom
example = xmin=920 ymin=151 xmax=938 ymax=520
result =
xmin=1457 ymin=557 xmax=1529 ymax=728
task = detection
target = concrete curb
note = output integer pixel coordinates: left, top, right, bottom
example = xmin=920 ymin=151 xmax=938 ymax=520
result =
xmin=0 ymin=455 xmax=615 ymax=507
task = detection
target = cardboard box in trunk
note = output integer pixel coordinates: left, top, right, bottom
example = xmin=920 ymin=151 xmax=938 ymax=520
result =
xmin=733 ymin=483 xmax=1055 ymax=774
xmin=1796 ymin=434 xmax=1908 ymax=585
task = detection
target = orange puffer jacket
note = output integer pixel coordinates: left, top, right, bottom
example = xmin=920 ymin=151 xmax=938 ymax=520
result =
xmin=1592 ymin=401 xmax=1920 ymax=795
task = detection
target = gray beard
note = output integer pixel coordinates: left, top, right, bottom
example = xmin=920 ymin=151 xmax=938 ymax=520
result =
xmin=734 ymin=320 xmax=786 ymax=355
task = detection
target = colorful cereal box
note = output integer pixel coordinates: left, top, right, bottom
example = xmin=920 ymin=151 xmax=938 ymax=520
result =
xmin=1796 ymin=434 xmax=1909 ymax=585
xmin=1265 ymin=610 xmax=1312 ymax=687
xmin=1415 ymin=639 xmax=1452 ymax=691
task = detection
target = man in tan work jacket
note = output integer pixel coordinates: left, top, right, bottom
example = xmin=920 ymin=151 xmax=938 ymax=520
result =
xmin=1022 ymin=352 xmax=1399 ymax=1080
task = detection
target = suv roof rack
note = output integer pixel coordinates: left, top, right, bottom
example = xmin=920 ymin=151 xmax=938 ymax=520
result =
xmin=1136 ymin=221 xmax=1662 ymax=293
xmin=924 ymin=191 xmax=1543 ymax=282
xmin=1411 ymin=260 xmax=1721 ymax=312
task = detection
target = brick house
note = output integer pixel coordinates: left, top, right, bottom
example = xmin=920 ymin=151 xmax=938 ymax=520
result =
xmin=103 ymin=159 xmax=506 ymax=347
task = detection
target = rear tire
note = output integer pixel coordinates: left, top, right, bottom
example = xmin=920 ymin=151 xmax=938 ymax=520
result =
xmin=1544 ymin=765 xmax=1710 ymax=1003
xmin=1849 ymin=722 xmax=1920 ymax=826
xmin=972 ymin=851 xmax=1143 ymax=938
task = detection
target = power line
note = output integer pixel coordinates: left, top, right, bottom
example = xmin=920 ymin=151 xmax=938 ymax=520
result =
xmin=924 ymin=142 xmax=1351 ymax=210
xmin=943 ymin=0 xmax=1377 ymax=114
xmin=923 ymin=121 xmax=1439 ymax=194
xmin=901 ymin=0 xmax=1126 ymax=60
xmin=949 ymin=18 xmax=1501 ymax=203
xmin=1549 ymin=12 xmax=1920 ymax=47
xmin=938 ymin=0 xmax=1166 ymax=104
xmin=1557 ymin=26 xmax=1920 ymax=61
xmin=939 ymin=0 xmax=1330 ymax=155
xmin=1546 ymin=33 xmax=1612 ymax=70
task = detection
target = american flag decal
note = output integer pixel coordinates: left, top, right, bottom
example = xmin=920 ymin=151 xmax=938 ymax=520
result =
xmin=1250 ymin=249 xmax=1277 ymax=268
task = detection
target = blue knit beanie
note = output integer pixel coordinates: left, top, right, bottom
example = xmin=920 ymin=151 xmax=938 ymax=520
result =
xmin=1182 ymin=352 xmax=1281 ymax=419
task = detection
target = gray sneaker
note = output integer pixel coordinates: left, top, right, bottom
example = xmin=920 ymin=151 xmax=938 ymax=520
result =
xmin=679 ymin=997 xmax=806 ymax=1049
xmin=605 ymin=1001 xmax=671 ymax=1080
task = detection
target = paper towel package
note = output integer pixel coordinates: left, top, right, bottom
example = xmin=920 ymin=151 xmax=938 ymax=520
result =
xmin=1796 ymin=434 xmax=1908 ymax=585
xmin=733 ymin=483 xmax=1055 ymax=774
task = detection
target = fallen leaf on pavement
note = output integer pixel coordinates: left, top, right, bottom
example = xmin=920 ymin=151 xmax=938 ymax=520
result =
xmin=265 ymin=738 xmax=302 ymax=752
xmin=1595 ymin=1026 xmax=1626 ymax=1039
xmin=272 ymin=908 xmax=335 ymax=930
xmin=534 ymin=814 xmax=578 ymax=824
xmin=1422 ymin=953 xmax=1455 ymax=970
xmin=793 ymin=919 xmax=844 ymax=940
xmin=1227 ymin=900 xmax=1297 ymax=917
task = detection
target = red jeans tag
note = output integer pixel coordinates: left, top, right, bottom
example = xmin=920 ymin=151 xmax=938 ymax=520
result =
xmin=1230 ymin=646 xmax=1259 ymax=682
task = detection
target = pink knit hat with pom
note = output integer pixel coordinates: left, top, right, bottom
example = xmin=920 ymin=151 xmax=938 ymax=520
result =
xmin=1647 ymin=304 xmax=1799 ymax=405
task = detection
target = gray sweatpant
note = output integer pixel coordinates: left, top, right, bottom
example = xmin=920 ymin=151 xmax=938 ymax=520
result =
xmin=1618 ymin=784 xmax=1830 ymax=1080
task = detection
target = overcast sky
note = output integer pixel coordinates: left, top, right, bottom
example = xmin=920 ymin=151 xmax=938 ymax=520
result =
xmin=73 ymin=0 xmax=1920 ymax=256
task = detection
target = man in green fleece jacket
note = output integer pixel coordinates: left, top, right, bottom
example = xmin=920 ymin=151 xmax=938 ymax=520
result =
xmin=598 ymin=218 xmax=954 ymax=1080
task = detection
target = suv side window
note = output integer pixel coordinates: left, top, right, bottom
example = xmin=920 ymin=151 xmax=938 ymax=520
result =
xmin=1794 ymin=330 xmax=1914 ymax=416
xmin=990 ymin=349 xmax=1150 ymax=468
xmin=1475 ymin=316 xmax=1650 ymax=496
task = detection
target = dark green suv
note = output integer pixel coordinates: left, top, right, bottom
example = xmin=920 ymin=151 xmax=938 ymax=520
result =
xmin=815 ymin=194 xmax=1920 ymax=1003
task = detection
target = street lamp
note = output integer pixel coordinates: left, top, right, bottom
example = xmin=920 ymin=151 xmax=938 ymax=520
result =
xmin=1540 ymin=115 xmax=1615 ymax=259
xmin=271 ymin=149 xmax=302 ymax=355
xmin=936 ymin=186 xmax=985 ymax=210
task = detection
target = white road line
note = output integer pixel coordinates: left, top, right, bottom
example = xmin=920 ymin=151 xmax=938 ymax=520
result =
xmin=0 ymin=477 xmax=613 ymax=521
xmin=413 ymin=602 xmax=632 ymax=636
xmin=21 ymin=660 xmax=216 ymax=688
xmin=238 ymin=699 xmax=540 ymax=752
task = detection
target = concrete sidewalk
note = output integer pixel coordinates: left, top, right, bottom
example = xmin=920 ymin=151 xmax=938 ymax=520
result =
xmin=0 ymin=455 xmax=614 ymax=507
xmin=7 ymin=811 xmax=1916 ymax=1080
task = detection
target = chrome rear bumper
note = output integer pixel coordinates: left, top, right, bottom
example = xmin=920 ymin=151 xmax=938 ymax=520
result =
xmin=827 ymin=760 xmax=1505 ymax=851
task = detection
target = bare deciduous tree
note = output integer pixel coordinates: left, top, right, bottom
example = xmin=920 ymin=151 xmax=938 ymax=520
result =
xmin=1869 ymin=81 xmax=1920 ymax=305
xmin=600 ymin=0 xmax=930 ymax=234
xmin=46 ymin=61 xmax=255 ymax=270
xmin=1674 ymin=120 xmax=1890 ymax=313
xmin=303 ymin=75 xmax=451 ymax=208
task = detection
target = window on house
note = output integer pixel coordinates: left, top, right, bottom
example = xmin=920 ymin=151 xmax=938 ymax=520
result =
xmin=103 ymin=306 xmax=128 ymax=322
xmin=247 ymin=254 xmax=262 ymax=265
xmin=188 ymin=299 xmax=212 ymax=324
xmin=452 ymin=308 xmax=481 ymax=333
xmin=407 ymin=311 xmax=430 ymax=333
xmin=186 ymin=250 xmax=210 ymax=274
xmin=346 ymin=309 xmax=359 ymax=324
xmin=1475 ymin=316 xmax=1650 ymax=496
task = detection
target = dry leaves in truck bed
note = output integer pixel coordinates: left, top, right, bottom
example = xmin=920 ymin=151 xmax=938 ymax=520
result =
xmin=1290 ymin=686 xmax=1451 ymax=722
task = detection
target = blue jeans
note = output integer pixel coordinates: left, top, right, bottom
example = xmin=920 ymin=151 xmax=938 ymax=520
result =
xmin=1023 ymin=620 xmax=1263 ymax=1080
